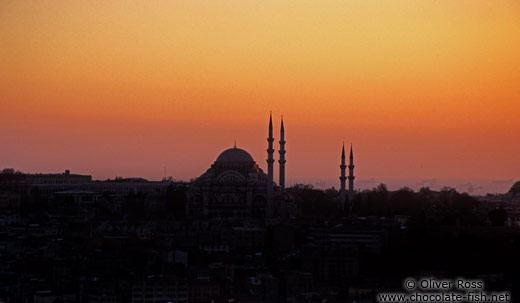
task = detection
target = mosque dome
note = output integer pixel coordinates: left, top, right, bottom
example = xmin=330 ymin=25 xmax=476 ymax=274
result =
xmin=215 ymin=147 xmax=255 ymax=163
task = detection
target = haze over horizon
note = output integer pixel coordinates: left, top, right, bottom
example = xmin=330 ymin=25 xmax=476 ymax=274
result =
xmin=1 ymin=1 xmax=519 ymax=193
xmin=4 ymin=166 xmax=515 ymax=196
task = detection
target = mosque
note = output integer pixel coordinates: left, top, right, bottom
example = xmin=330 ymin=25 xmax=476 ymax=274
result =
xmin=186 ymin=113 xmax=354 ymax=219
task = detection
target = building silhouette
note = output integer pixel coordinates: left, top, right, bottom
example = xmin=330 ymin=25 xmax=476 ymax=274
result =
xmin=339 ymin=143 xmax=355 ymax=210
xmin=186 ymin=113 xmax=356 ymax=218
xmin=186 ymin=113 xmax=290 ymax=220
xmin=278 ymin=116 xmax=286 ymax=190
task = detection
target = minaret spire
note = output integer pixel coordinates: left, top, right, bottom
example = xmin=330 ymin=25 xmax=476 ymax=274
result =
xmin=278 ymin=116 xmax=286 ymax=190
xmin=339 ymin=142 xmax=347 ymax=209
xmin=348 ymin=143 xmax=355 ymax=200
xmin=266 ymin=112 xmax=275 ymax=217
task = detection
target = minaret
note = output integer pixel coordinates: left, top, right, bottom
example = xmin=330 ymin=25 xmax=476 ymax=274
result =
xmin=339 ymin=143 xmax=347 ymax=209
xmin=266 ymin=112 xmax=275 ymax=217
xmin=278 ymin=116 xmax=286 ymax=190
xmin=348 ymin=144 xmax=355 ymax=199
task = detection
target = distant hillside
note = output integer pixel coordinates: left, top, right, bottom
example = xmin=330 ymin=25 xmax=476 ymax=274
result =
xmin=509 ymin=181 xmax=520 ymax=195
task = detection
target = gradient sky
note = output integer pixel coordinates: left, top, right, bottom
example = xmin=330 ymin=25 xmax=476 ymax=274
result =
xmin=1 ymin=1 xmax=519 ymax=192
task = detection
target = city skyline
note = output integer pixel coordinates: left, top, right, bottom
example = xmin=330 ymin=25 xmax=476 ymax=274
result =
xmin=1 ymin=2 xmax=520 ymax=301
xmin=1 ymin=1 xmax=519 ymax=193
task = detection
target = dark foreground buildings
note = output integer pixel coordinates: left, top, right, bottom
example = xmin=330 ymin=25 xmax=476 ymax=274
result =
xmin=1 ymin=116 xmax=519 ymax=302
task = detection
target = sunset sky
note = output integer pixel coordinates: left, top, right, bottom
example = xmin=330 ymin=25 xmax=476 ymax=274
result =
xmin=1 ymin=1 xmax=519 ymax=193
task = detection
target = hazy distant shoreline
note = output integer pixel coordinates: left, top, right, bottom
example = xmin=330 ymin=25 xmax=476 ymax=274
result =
xmin=287 ymin=178 xmax=515 ymax=196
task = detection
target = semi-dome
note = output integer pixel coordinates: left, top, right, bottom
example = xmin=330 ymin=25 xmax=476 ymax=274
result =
xmin=216 ymin=147 xmax=255 ymax=163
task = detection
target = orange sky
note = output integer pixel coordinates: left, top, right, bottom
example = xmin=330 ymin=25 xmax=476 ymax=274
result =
xmin=1 ymin=1 xmax=519 ymax=191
